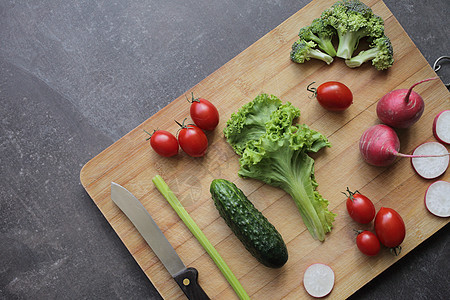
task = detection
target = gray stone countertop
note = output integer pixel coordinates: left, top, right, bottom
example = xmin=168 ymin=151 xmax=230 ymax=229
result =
xmin=1 ymin=1 xmax=449 ymax=299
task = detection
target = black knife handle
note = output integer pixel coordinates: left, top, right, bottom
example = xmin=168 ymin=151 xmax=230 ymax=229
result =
xmin=173 ymin=267 xmax=210 ymax=300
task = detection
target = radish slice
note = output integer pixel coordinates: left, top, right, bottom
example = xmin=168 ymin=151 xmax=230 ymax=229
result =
xmin=303 ymin=263 xmax=335 ymax=298
xmin=433 ymin=110 xmax=450 ymax=144
xmin=411 ymin=142 xmax=449 ymax=179
xmin=425 ymin=181 xmax=450 ymax=217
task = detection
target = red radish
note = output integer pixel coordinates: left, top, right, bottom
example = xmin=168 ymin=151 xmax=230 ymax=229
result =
xmin=424 ymin=181 xmax=450 ymax=217
xmin=433 ymin=110 xmax=450 ymax=144
xmin=376 ymin=77 xmax=439 ymax=128
xmin=303 ymin=263 xmax=335 ymax=298
xmin=411 ymin=142 xmax=449 ymax=179
xmin=359 ymin=124 xmax=450 ymax=166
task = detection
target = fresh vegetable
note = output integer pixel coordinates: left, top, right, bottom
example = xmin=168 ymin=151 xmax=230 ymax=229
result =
xmin=320 ymin=0 xmax=386 ymax=60
xmin=359 ymin=124 xmax=449 ymax=167
xmin=290 ymin=40 xmax=334 ymax=65
xmin=187 ymin=93 xmax=219 ymax=131
xmin=376 ymin=77 xmax=438 ymax=128
xmin=290 ymin=0 xmax=392 ymax=70
xmin=145 ymin=129 xmax=179 ymax=157
xmin=152 ymin=175 xmax=250 ymax=300
xmin=345 ymin=35 xmax=394 ymax=70
xmin=223 ymin=94 xmax=334 ymax=241
xmin=176 ymin=119 xmax=208 ymax=157
xmin=359 ymin=124 xmax=403 ymax=166
xmin=298 ymin=18 xmax=337 ymax=57
xmin=356 ymin=230 xmax=380 ymax=256
xmin=411 ymin=142 xmax=449 ymax=179
xmin=433 ymin=110 xmax=450 ymax=144
xmin=343 ymin=188 xmax=375 ymax=224
xmin=374 ymin=207 xmax=405 ymax=254
xmin=424 ymin=181 xmax=450 ymax=217
xmin=210 ymin=179 xmax=288 ymax=268
xmin=303 ymin=263 xmax=335 ymax=298
xmin=308 ymin=81 xmax=353 ymax=111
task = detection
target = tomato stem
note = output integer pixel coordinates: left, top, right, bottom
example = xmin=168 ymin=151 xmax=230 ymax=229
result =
xmin=185 ymin=92 xmax=200 ymax=103
xmin=143 ymin=129 xmax=156 ymax=141
xmin=390 ymin=245 xmax=402 ymax=256
xmin=175 ymin=118 xmax=196 ymax=137
xmin=175 ymin=118 xmax=189 ymax=128
xmin=307 ymin=82 xmax=317 ymax=99
xmin=353 ymin=229 xmax=364 ymax=235
xmin=342 ymin=187 xmax=360 ymax=202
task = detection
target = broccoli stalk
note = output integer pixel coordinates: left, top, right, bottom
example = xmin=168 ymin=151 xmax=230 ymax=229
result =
xmin=298 ymin=18 xmax=337 ymax=57
xmin=290 ymin=40 xmax=334 ymax=65
xmin=224 ymin=94 xmax=335 ymax=241
xmin=321 ymin=0 xmax=385 ymax=59
xmin=345 ymin=35 xmax=394 ymax=70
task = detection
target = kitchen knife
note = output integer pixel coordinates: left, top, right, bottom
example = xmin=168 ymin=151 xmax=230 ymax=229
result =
xmin=111 ymin=182 xmax=210 ymax=300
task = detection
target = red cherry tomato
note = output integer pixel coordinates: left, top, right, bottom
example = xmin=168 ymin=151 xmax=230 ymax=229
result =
xmin=146 ymin=130 xmax=179 ymax=157
xmin=356 ymin=230 xmax=380 ymax=256
xmin=188 ymin=93 xmax=219 ymax=131
xmin=308 ymin=81 xmax=353 ymax=111
xmin=344 ymin=188 xmax=376 ymax=224
xmin=176 ymin=119 xmax=208 ymax=157
xmin=374 ymin=207 xmax=406 ymax=249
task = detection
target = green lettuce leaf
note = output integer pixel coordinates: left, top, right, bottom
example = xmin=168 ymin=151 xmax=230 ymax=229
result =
xmin=224 ymin=94 xmax=335 ymax=241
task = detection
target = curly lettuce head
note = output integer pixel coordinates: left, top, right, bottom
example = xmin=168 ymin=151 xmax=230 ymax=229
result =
xmin=224 ymin=94 xmax=335 ymax=241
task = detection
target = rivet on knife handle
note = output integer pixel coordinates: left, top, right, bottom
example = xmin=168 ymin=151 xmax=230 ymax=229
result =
xmin=174 ymin=267 xmax=210 ymax=300
xmin=152 ymin=175 xmax=250 ymax=300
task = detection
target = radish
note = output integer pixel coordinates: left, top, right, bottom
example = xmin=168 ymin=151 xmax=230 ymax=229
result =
xmin=303 ymin=263 xmax=335 ymax=298
xmin=433 ymin=110 xmax=450 ymax=144
xmin=359 ymin=124 xmax=450 ymax=167
xmin=411 ymin=142 xmax=449 ymax=179
xmin=376 ymin=77 xmax=439 ymax=128
xmin=424 ymin=181 xmax=450 ymax=217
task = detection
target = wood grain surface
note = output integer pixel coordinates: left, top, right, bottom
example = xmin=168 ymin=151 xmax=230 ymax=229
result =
xmin=80 ymin=0 xmax=449 ymax=299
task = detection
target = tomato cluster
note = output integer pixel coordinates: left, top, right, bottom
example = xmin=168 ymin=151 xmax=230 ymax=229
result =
xmin=344 ymin=188 xmax=406 ymax=256
xmin=146 ymin=93 xmax=219 ymax=158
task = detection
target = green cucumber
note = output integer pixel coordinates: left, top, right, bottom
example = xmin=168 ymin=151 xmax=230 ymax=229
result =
xmin=210 ymin=179 xmax=288 ymax=268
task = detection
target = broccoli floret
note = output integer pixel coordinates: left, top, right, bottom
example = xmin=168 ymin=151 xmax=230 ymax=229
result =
xmin=290 ymin=40 xmax=334 ymax=65
xmin=345 ymin=35 xmax=394 ymax=70
xmin=321 ymin=0 xmax=385 ymax=59
xmin=298 ymin=18 xmax=337 ymax=57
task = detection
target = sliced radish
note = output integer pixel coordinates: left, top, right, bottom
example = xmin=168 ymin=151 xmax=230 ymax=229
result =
xmin=411 ymin=142 xmax=449 ymax=179
xmin=433 ymin=110 xmax=450 ymax=144
xmin=303 ymin=263 xmax=335 ymax=298
xmin=425 ymin=181 xmax=450 ymax=217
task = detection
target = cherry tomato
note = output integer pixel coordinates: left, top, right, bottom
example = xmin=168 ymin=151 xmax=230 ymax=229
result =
xmin=356 ymin=230 xmax=380 ymax=256
xmin=344 ymin=188 xmax=376 ymax=224
xmin=374 ymin=207 xmax=406 ymax=248
xmin=146 ymin=130 xmax=179 ymax=157
xmin=187 ymin=93 xmax=219 ymax=131
xmin=308 ymin=81 xmax=353 ymax=111
xmin=176 ymin=119 xmax=208 ymax=157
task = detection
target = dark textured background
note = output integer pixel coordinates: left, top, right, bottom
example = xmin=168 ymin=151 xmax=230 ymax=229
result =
xmin=1 ymin=1 xmax=449 ymax=299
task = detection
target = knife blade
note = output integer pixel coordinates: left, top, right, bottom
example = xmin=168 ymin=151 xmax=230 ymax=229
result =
xmin=111 ymin=182 xmax=210 ymax=300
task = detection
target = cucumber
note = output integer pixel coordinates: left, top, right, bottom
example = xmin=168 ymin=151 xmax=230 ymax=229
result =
xmin=210 ymin=179 xmax=288 ymax=268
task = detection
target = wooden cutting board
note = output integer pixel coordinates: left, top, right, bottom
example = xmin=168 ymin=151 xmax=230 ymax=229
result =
xmin=80 ymin=0 xmax=449 ymax=298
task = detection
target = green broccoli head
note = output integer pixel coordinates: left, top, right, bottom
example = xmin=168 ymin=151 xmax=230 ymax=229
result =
xmin=298 ymin=19 xmax=337 ymax=57
xmin=290 ymin=40 xmax=334 ymax=65
xmin=345 ymin=35 xmax=394 ymax=70
xmin=321 ymin=0 xmax=385 ymax=59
